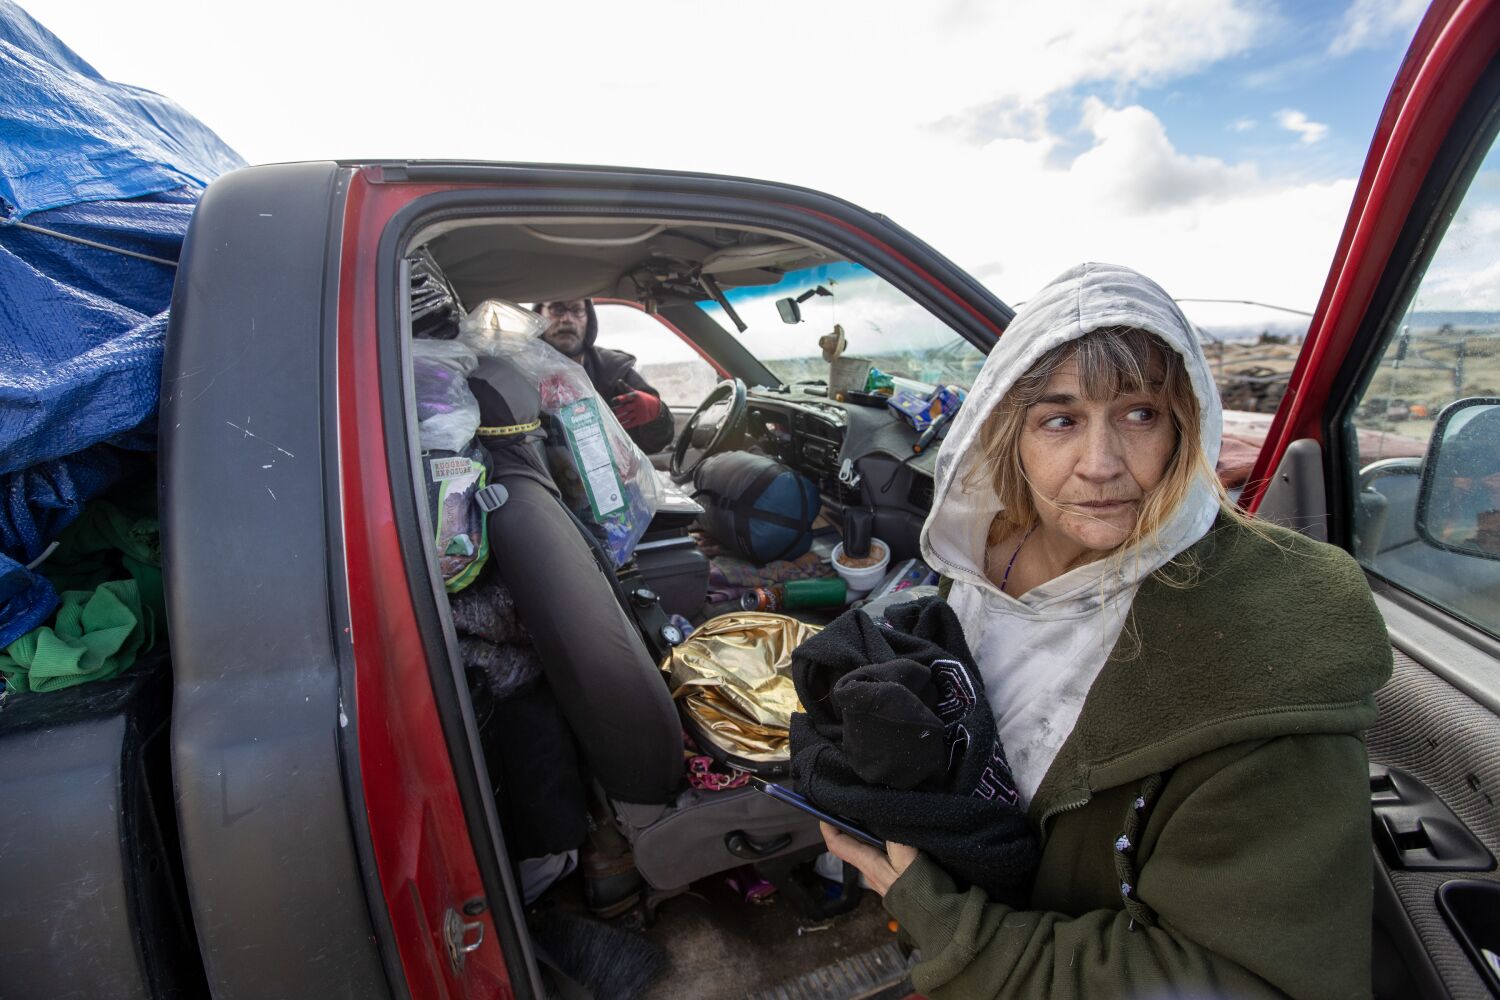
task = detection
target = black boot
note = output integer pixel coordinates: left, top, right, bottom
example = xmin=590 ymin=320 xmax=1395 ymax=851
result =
xmin=581 ymin=791 xmax=644 ymax=918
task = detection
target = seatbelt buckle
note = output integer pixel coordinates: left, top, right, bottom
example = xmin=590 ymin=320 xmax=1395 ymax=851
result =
xmin=475 ymin=484 xmax=509 ymax=512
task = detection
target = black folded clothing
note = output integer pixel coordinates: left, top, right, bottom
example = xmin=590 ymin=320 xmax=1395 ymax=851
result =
xmin=789 ymin=596 xmax=1039 ymax=904
xmin=830 ymin=656 xmax=947 ymax=790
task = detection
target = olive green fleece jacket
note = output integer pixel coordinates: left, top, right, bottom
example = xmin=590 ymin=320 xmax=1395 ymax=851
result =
xmin=888 ymin=517 xmax=1392 ymax=999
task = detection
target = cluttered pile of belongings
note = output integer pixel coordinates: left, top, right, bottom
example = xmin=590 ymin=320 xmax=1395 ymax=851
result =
xmin=0 ymin=1 xmax=244 ymax=694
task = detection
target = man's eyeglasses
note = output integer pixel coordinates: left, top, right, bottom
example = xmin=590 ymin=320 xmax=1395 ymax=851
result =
xmin=542 ymin=302 xmax=588 ymax=318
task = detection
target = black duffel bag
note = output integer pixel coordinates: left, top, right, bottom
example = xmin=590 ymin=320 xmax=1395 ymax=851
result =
xmin=693 ymin=452 xmax=820 ymax=563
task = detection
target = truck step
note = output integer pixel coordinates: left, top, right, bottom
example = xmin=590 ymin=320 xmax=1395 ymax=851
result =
xmin=744 ymin=941 xmax=917 ymax=1000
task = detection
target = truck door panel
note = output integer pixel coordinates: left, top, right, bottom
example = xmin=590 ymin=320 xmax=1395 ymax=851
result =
xmin=162 ymin=162 xmax=396 ymax=999
xmin=1339 ymin=74 xmax=1500 ymax=1000
xmin=1248 ymin=13 xmax=1500 ymax=995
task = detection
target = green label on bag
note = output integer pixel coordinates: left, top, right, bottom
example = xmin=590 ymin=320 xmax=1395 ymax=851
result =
xmin=557 ymin=397 xmax=625 ymax=518
xmin=432 ymin=458 xmax=490 ymax=593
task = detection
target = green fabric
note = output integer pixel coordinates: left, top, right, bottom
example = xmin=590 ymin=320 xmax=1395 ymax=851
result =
xmin=884 ymin=517 xmax=1393 ymax=1000
xmin=1 ymin=496 xmax=164 ymax=695
xmin=0 ymin=580 xmax=153 ymax=693
xmin=44 ymin=499 xmax=164 ymax=617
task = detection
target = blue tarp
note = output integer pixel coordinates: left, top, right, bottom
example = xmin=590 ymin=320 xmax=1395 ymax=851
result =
xmin=0 ymin=1 xmax=243 ymax=218
xmin=0 ymin=1 xmax=244 ymax=649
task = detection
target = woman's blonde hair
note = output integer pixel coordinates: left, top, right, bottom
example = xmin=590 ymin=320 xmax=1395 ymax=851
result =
xmin=966 ymin=326 xmax=1243 ymax=570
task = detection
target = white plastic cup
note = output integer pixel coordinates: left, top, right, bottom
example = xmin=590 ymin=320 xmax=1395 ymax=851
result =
xmin=831 ymin=538 xmax=891 ymax=597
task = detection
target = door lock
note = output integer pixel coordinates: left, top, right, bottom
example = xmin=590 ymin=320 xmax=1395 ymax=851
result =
xmin=443 ymin=907 xmax=486 ymax=972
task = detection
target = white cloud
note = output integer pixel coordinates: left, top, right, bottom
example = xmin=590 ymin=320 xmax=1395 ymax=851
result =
xmin=1275 ymin=109 xmax=1329 ymax=144
xmin=17 ymin=0 xmax=1269 ymax=161
xmin=1070 ymin=98 xmax=1257 ymax=211
xmin=857 ymin=104 xmax=1354 ymax=325
xmin=1419 ymin=256 xmax=1500 ymax=312
xmin=13 ymin=0 xmax=1357 ymax=327
xmin=1413 ymin=196 xmax=1500 ymax=311
xmin=1231 ymin=118 xmax=1257 ymax=132
xmin=1329 ymin=0 xmax=1427 ymax=57
xmin=931 ymin=0 xmax=1264 ymax=142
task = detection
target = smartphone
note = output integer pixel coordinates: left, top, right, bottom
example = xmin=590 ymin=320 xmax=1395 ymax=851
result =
xmin=750 ymin=776 xmax=884 ymax=849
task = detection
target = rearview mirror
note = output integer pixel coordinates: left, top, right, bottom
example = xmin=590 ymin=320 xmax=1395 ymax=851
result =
xmin=776 ymin=285 xmax=833 ymax=324
xmin=1416 ymin=396 xmax=1500 ymax=561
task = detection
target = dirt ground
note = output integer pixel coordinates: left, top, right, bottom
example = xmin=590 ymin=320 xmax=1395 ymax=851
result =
xmin=1210 ymin=329 xmax=1498 ymax=462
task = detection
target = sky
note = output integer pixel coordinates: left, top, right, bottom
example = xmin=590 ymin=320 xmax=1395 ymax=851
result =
xmin=19 ymin=0 xmax=1428 ymax=333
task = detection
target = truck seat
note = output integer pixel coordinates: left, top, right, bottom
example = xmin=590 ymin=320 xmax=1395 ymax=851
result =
xmin=481 ymin=465 xmax=816 ymax=891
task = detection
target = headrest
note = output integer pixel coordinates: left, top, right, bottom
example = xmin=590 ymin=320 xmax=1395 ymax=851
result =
xmin=471 ymin=357 xmax=542 ymax=440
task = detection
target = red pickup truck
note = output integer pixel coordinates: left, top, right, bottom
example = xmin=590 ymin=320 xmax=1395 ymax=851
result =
xmin=2 ymin=1 xmax=1498 ymax=998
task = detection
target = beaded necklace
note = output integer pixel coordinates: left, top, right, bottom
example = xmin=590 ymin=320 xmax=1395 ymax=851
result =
xmin=999 ymin=522 xmax=1036 ymax=595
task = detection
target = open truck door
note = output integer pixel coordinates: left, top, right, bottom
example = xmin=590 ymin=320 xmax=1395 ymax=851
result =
xmin=1243 ymin=2 xmax=1500 ymax=996
xmin=157 ymin=3 xmax=1500 ymax=997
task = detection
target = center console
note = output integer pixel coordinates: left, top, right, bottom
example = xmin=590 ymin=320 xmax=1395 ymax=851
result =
xmin=743 ymin=391 xmax=857 ymax=504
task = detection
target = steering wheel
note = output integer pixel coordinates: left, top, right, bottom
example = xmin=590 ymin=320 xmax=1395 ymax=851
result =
xmin=671 ymin=377 xmax=748 ymax=482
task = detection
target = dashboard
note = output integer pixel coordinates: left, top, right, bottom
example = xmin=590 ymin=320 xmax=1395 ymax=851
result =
xmin=745 ymin=393 xmax=848 ymax=486
xmin=738 ymin=387 xmax=936 ymax=558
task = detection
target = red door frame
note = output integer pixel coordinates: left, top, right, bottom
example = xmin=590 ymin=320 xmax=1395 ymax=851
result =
xmin=333 ymin=177 xmax=1008 ymax=996
xmin=1243 ymin=0 xmax=1500 ymax=512
xmin=338 ymin=174 xmax=517 ymax=999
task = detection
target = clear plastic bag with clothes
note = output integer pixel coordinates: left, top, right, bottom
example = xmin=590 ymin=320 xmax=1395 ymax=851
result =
xmin=407 ymin=248 xmax=465 ymax=340
xmin=459 ymin=299 xmax=664 ymax=567
xmin=412 ymin=339 xmax=481 ymax=452
xmin=458 ymin=299 xmax=551 ymax=356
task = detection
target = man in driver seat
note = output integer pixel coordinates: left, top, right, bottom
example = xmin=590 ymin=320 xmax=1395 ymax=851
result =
xmin=534 ymin=299 xmax=676 ymax=453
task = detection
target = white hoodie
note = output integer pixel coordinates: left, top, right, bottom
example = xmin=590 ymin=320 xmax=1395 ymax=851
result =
xmin=919 ymin=263 xmax=1224 ymax=805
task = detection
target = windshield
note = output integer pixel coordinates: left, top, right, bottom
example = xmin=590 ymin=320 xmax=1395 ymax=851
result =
xmin=702 ymin=262 xmax=987 ymax=390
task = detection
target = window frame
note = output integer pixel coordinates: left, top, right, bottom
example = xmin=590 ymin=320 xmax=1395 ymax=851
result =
xmin=590 ymin=297 xmax=727 ymax=408
xmin=1325 ymin=52 xmax=1500 ymax=644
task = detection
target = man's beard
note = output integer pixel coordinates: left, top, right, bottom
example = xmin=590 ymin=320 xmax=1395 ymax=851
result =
xmin=546 ymin=325 xmax=584 ymax=356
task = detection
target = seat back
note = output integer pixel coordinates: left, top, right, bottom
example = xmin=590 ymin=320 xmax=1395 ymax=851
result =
xmin=484 ymin=472 xmax=681 ymax=804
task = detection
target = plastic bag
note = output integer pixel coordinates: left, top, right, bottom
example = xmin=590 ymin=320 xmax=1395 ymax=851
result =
xmin=407 ymin=248 xmax=464 ymax=339
xmin=413 ymin=339 xmax=481 ymax=452
xmin=458 ymin=299 xmax=551 ymax=356
xmin=460 ymin=299 xmax=663 ymax=567
xmin=424 ymin=444 xmax=491 ymax=593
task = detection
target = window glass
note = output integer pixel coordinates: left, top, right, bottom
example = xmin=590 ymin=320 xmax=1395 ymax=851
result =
xmin=1347 ymin=137 xmax=1500 ymax=636
xmin=700 ymin=262 xmax=988 ymax=391
xmin=591 ymin=303 xmax=720 ymax=408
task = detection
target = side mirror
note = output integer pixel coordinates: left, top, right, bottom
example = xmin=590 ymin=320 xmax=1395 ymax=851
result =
xmin=1416 ymin=396 xmax=1500 ymax=561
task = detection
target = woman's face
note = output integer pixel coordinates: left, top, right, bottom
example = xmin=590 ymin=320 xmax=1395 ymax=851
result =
xmin=1016 ymin=356 xmax=1178 ymax=556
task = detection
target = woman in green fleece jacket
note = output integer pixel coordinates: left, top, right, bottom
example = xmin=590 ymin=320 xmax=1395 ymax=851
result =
xmin=822 ymin=263 xmax=1391 ymax=1000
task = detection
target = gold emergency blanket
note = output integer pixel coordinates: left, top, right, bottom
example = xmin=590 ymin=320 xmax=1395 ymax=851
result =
xmin=662 ymin=612 xmax=822 ymax=762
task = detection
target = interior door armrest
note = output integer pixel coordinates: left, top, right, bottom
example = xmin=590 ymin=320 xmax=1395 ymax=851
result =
xmin=1371 ymin=764 xmax=1496 ymax=871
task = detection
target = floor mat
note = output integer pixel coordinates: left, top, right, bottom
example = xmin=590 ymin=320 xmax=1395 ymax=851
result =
xmin=531 ymin=867 xmax=904 ymax=999
xmin=638 ymin=874 xmax=903 ymax=1000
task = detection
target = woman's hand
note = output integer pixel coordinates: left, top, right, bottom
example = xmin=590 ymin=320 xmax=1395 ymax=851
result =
xmin=820 ymin=822 xmax=919 ymax=897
